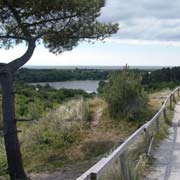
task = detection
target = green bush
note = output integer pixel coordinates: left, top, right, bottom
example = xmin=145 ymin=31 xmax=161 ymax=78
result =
xmin=100 ymin=71 xmax=148 ymax=119
xmin=27 ymin=99 xmax=44 ymax=120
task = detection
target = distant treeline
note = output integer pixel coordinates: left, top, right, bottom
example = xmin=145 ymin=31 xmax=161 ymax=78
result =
xmin=142 ymin=67 xmax=180 ymax=91
xmin=15 ymin=68 xmax=112 ymax=82
xmin=142 ymin=67 xmax=180 ymax=83
xmin=15 ymin=67 xmax=180 ymax=91
xmin=16 ymin=68 xmax=154 ymax=83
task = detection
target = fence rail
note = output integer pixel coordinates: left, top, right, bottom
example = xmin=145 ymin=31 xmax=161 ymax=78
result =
xmin=76 ymin=87 xmax=180 ymax=180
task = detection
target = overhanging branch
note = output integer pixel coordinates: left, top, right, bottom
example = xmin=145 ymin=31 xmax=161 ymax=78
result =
xmin=0 ymin=35 xmax=29 ymax=41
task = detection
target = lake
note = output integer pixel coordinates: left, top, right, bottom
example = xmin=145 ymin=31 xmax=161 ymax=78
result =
xmin=29 ymin=80 xmax=100 ymax=93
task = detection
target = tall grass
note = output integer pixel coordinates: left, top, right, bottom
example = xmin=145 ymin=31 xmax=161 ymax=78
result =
xmin=19 ymin=98 xmax=90 ymax=172
xmin=0 ymin=89 xmax=176 ymax=179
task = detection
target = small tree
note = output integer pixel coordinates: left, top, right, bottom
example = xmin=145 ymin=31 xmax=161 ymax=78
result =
xmin=0 ymin=1 xmax=118 ymax=179
xmin=100 ymin=70 xmax=147 ymax=119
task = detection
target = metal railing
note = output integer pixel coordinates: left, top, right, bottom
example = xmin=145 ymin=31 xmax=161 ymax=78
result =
xmin=76 ymin=87 xmax=180 ymax=180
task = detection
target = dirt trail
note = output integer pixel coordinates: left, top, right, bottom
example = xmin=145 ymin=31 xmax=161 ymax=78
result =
xmin=145 ymin=102 xmax=180 ymax=180
xmin=91 ymin=106 xmax=103 ymax=128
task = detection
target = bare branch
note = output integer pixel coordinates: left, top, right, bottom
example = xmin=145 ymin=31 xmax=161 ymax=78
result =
xmin=0 ymin=35 xmax=29 ymax=41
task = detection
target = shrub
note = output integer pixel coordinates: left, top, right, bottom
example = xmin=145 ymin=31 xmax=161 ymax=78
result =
xmin=27 ymin=99 xmax=44 ymax=120
xmin=100 ymin=71 xmax=148 ymax=119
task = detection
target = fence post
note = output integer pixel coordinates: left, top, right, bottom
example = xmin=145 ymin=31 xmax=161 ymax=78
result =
xmin=172 ymin=93 xmax=176 ymax=103
xmin=120 ymin=152 xmax=130 ymax=180
xmin=163 ymin=107 xmax=166 ymax=118
xmin=163 ymin=106 xmax=167 ymax=121
xmin=155 ymin=116 xmax=160 ymax=133
xmin=170 ymin=94 xmax=172 ymax=109
xmin=144 ymin=128 xmax=151 ymax=156
xmin=90 ymin=173 xmax=97 ymax=180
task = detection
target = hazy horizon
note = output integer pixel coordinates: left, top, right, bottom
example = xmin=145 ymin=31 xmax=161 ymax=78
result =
xmin=24 ymin=65 xmax=174 ymax=70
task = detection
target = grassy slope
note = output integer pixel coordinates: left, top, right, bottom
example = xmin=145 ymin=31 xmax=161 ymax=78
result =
xmin=0 ymin=88 xmax=174 ymax=179
xmin=30 ymin=89 xmax=171 ymax=174
xmin=100 ymin=89 xmax=174 ymax=180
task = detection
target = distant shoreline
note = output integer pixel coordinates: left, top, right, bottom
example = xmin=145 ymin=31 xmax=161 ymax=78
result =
xmin=24 ymin=65 xmax=174 ymax=70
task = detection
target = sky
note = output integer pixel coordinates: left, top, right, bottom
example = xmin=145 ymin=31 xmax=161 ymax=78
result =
xmin=1 ymin=0 xmax=180 ymax=67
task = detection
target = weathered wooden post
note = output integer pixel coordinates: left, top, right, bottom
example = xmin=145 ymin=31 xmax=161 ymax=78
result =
xmin=144 ymin=128 xmax=151 ymax=156
xmin=155 ymin=116 xmax=160 ymax=133
xmin=172 ymin=93 xmax=176 ymax=103
xmin=163 ymin=106 xmax=167 ymax=121
xmin=120 ymin=152 xmax=130 ymax=180
xmin=90 ymin=173 xmax=97 ymax=180
xmin=170 ymin=94 xmax=172 ymax=109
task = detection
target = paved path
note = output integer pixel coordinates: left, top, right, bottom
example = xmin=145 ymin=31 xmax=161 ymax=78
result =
xmin=145 ymin=103 xmax=180 ymax=180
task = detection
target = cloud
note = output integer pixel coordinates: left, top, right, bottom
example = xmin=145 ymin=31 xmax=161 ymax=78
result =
xmin=99 ymin=0 xmax=180 ymax=42
xmin=105 ymin=38 xmax=180 ymax=47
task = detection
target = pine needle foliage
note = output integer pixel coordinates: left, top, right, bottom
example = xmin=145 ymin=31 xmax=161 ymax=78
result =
xmin=101 ymin=70 xmax=148 ymax=119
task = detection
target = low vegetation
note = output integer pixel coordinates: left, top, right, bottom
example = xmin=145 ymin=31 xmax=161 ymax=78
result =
xmin=0 ymin=96 xmax=155 ymax=178
xmin=0 ymin=84 xmax=92 ymax=177
xmin=20 ymin=98 xmax=89 ymax=171
xmin=100 ymin=89 xmax=176 ymax=180
xmin=0 ymin=83 xmax=91 ymax=128
xmin=1 ymin=67 xmax=179 ymax=179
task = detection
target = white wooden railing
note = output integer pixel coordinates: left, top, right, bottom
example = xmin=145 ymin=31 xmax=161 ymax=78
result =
xmin=76 ymin=87 xmax=180 ymax=180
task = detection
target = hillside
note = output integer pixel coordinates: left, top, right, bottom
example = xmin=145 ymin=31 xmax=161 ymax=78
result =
xmin=0 ymin=89 xmax=171 ymax=180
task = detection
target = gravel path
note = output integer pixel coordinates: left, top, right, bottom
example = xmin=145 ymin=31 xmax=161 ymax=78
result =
xmin=145 ymin=103 xmax=180 ymax=180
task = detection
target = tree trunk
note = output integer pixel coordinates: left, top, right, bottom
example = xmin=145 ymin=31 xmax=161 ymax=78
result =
xmin=0 ymin=71 xmax=27 ymax=180
xmin=0 ymin=40 xmax=35 ymax=179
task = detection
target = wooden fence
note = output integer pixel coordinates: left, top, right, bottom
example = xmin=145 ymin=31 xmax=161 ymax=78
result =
xmin=76 ymin=87 xmax=180 ymax=180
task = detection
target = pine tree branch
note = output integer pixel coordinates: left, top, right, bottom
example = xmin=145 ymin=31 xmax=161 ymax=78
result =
xmin=0 ymin=35 xmax=29 ymax=41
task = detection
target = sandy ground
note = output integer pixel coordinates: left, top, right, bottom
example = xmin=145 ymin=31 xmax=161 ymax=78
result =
xmin=145 ymin=102 xmax=180 ymax=180
xmin=29 ymin=160 xmax=97 ymax=180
